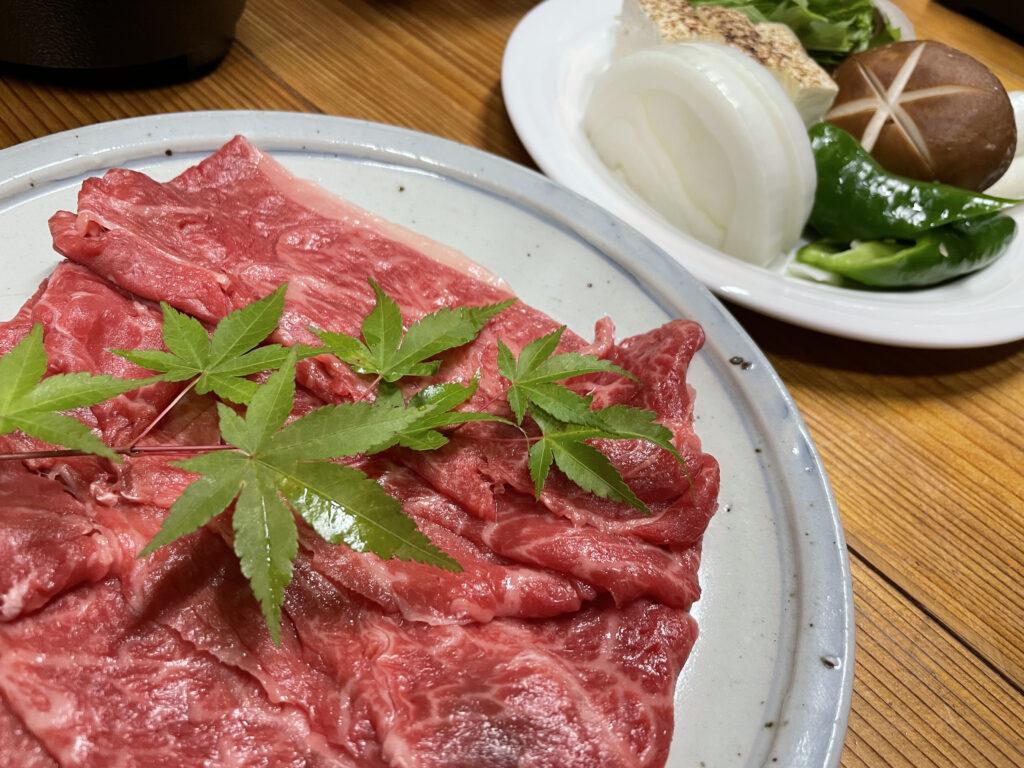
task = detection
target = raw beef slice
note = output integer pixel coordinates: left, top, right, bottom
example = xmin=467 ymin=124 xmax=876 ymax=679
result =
xmin=0 ymin=136 xmax=721 ymax=767
xmin=49 ymin=134 xmax=718 ymax=546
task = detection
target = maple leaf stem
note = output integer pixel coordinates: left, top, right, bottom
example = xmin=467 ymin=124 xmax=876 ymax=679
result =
xmin=471 ymin=390 xmax=507 ymax=415
xmin=352 ymin=374 xmax=382 ymax=404
xmin=128 ymin=444 xmax=237 ymax=456
xmin=127 ymin=378 xmax=199 ymax=450
xmin=0 ymin=448 xmax=101 ymax=461
xmin=0 ymin=443 xmax=236 ymax=462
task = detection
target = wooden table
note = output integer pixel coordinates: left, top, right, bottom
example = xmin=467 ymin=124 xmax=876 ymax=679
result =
xmin=1 ymin=1 xmax=1021 ymax=765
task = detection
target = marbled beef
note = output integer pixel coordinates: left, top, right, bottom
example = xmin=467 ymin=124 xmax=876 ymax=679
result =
xmin=0 ymin=137 xmax=719 ymax=768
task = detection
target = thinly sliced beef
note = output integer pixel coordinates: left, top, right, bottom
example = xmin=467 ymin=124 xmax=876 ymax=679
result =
xmin=401 ymin=319 xmax=717 ymax=546
xmin=284 ymin=563 xmax=695 ymax=768
xmin=119 ymin=526 xmax=388 ymax=768
xmin=24 ymin=263 xmax=178 ymax=449
xmin=0 ymin=691 xmax=57 ymax=768
xmin=108 ymin=347 xmax=696 ymax=621
xmin=49 ymin=136 xmax=718 ymax=547
xmin=0 ymin=263 xmax=184 ymax=506
xmin=358 ymin=597 xmax=694 ymax=768
xmin=0 ymin=461 xmax=118 ymax=621
xmin=371 ymin=462 xmax=703 ymax=611
xmin=0 ymin=264 xmax=187 ymax=622
xmin=0 ymin=136 xmax=723 ymax=767
xmin=3 ymin=505 xmax=694 ymax=768
xmin=299 ymin=508 xmax=593 ymax=624
xmin=0 ymin=578 xmax=355 ymax=768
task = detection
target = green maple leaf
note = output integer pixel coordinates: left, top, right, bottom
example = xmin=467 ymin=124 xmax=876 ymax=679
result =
xmin=497 ymin=328 xmax=683 ymax=513
xmin=0 ymin=324 xmax=147 ymax=461
xmin=374 ymin=379 xmax=510 ymax=451
xmin=528 ymin=406 xmax=645 ymax=511
xmin=313 ymin=278 xmax=515 ymax=383
xmin=115 ymin=284 xmax=300 ymax=405
xmin=139 ymin=349 xmax=460 ymax=642
xmin=592 ymin=404 xmax=684 ymax=464
xmin=496 ymin=327 xmax=634 ymax=423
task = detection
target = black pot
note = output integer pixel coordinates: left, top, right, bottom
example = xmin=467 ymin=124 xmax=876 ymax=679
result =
xmin=0 ymin=0 xmax=247 ymax=85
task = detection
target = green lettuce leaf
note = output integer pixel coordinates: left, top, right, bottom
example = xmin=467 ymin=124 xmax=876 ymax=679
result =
xmin=689 ymin=0 xmax=900 ymax=68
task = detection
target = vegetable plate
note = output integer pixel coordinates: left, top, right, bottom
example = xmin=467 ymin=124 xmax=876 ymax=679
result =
xmin=502 ymin=0 xmax=1024 ymax=348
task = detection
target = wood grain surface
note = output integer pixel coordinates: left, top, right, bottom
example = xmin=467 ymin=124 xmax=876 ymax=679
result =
xmin=0 ymin=0 xmax=1022 ymax=765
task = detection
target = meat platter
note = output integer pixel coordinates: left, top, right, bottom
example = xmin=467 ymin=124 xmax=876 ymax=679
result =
xmin=0 ymin=111 xmax=852 ymax=767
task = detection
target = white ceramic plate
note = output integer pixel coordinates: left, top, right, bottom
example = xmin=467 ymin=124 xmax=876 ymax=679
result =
xmin=0 ymin=111 xmax=852 ymax=768
xmin=502 ymin=0 xmax=1024 ymax=349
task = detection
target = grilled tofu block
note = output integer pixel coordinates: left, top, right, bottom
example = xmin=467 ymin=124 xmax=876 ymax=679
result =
xmin=614 ymin=0 xmax=838 ymax=125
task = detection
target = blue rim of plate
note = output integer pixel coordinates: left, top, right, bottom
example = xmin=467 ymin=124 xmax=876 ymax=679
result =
xmin=0 ymin=110 xmax=853 ymax=767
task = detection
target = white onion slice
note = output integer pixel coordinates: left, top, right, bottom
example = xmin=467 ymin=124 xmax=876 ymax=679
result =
xmin=984 ymin=91 xmax=1024 ymax=200
xmin=583 ymin=42 xmax=816 ymax=267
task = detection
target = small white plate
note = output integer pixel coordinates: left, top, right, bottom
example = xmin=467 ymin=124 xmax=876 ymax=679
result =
xmin=502 ymin=0 xmax=1024 ymax=348
xmin=0 ymin=111 xmax=851 ymax=768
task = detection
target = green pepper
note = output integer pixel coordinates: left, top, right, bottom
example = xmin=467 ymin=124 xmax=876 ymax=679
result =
xmin=807 ymin=122 xmax=1018 ymax=242
xmin=796 ymin=214 xmax=1017 ymax=288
